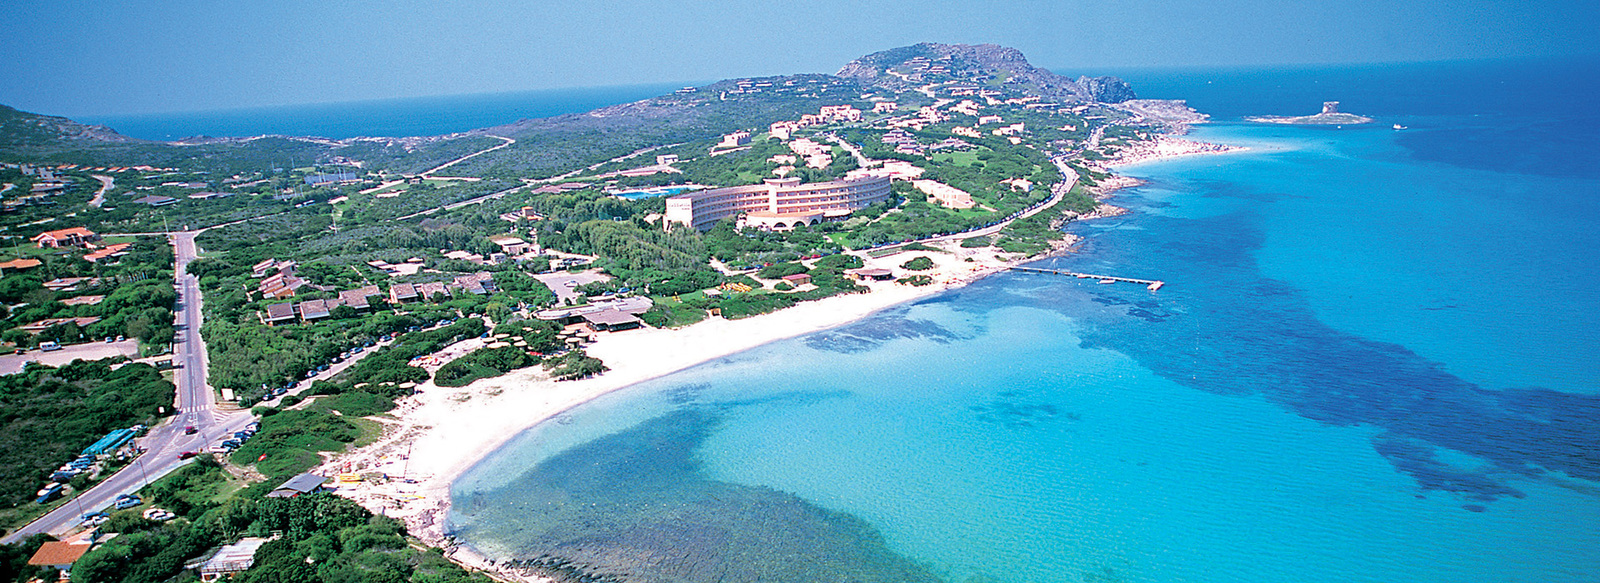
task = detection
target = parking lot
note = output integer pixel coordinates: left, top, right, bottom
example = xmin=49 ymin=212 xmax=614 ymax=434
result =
xmin=0 ymin=339 xmax=142 ymax=375
xmin=533 ymin=270 xmax=611 ymax=304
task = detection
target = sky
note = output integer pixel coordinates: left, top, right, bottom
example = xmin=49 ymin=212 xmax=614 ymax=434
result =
xmin=3 ymin=0 xmax=1596 ymax=117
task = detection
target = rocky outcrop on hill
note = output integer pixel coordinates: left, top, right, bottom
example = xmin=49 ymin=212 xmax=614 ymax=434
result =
xmin=836 ymin=42 xmax=1137 ymax=104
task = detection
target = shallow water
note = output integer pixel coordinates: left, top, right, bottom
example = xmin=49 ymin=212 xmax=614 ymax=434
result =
xmin=451 ymin=59 xmax=1600 ymax=582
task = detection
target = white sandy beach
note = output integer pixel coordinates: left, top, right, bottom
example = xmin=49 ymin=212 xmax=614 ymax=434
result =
xmin=1102 ymin=135 xmax=1248 ymax=168
xmin=314 ymin=238 xmax=1051 ymax=574
xmin=312 ymin=133 xmax=1231 ymax=578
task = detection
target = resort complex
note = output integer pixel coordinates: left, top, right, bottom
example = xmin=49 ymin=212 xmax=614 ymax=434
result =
xmin=664 ymin=175 xmax=892 ymax=231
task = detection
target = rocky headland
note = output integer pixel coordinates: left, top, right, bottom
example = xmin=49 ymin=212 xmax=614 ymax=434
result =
xmin=1247 ymin=101 xmax=1374 ymax=125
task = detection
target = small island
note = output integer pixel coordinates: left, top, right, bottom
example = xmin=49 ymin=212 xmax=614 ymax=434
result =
xmin=1247 ymin=101 xmax=1374 ymax=125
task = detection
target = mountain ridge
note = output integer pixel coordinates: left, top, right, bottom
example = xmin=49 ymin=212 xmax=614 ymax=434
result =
xmin=1 ymin=43 xmax=1182 ymax=176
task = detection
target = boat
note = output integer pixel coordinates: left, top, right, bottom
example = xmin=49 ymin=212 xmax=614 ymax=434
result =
xmin=1393 ymin=124 xmax=1407 ymax=130
xmin=1098 ymin=279 xmax=1116 ymax=284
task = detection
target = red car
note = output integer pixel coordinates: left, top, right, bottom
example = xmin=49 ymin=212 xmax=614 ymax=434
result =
xmin=177 ymin=451 xmax=199 ymax=460
xmin=184 ymin=426 xmax=197 ymax=434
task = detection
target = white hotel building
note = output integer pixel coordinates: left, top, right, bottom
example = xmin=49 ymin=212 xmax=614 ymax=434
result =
xmin=665 ymin=176 xmax=891 ymax=231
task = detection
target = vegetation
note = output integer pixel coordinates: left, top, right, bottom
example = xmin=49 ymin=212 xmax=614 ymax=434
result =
xmin=544 ymin=348 xmax=607 ymax=381
xmin=69 ymin=492 xmax=491 ymax=583
xmin=900 ymin=256 xmax=934 ymax=271
xmin=230 ymin=409 xmax=359 ymax=478
xmin=435 ymin=346 xmax=536 ymax=387
xmin=0 ymin=360 xmax=173 ymax=509
xmin=0 ymin=237 xmax=175 ymax=351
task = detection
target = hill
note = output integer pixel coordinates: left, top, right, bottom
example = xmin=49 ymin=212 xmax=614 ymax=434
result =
xmin=0 ymin=42 xmax=1183 ymax=177
xmin=836 ymin=42 xmax=1137 ymax=103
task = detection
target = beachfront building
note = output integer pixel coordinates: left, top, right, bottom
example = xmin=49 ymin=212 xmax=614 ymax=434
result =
xmin=664 ymin=176 xmax=891 ymax=231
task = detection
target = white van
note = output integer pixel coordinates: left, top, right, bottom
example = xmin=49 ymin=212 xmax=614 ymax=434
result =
xmin=39 ymin=341 xmax=61 ymax=351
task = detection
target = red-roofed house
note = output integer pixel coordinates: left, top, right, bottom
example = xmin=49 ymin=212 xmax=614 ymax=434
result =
xmin=84 ymin=243 xmax=133 ymax=263
xmin=31 ymin=227 xmax=99 ymax=248
xmin=28 ymin=540 xmax=91 ymax=571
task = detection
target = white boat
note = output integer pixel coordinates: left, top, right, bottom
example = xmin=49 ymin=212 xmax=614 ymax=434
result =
xmin=1393 ymin=124 xmax=1407 ymax=130
xmin=1098 ymin=279 xmax=1116 ymax=284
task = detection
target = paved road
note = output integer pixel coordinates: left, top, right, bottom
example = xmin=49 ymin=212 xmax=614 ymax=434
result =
xmin=419 ymin=135 xmax=513 ymax=178
xmin=2 ymin=232 xmax=248 ymax=543
xmin=392 ymin=183 xmax=528 ymax=221
xmin=89 ymin=175 xmax=113 ymax=208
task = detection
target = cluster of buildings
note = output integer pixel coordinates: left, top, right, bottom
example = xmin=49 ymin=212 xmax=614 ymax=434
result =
xmin=879 ymin=129 xmax=975 ymax=157
xmin=254 ymin=259 xmax=307 ymax=299
xmin=769 ymin=104 xmax=865 ymax=140
xmin=886 ymin=106 xmax=950 ymax=131
xmin=261 ymin=273 xmax=498 ymax=326
xmin=4 ymin=165 xmax=73 ymax=210
xmin=665 ymin=175 xmax=891 ymax=231
xmin=787 ymin=138 xmax=833 ymax=169
xmin=23 ymin=227 xmax=132 ymax=263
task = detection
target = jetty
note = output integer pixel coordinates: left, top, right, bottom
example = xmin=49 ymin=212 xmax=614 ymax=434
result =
xmin=1009 ymin=266 xmax=1165 ymax=291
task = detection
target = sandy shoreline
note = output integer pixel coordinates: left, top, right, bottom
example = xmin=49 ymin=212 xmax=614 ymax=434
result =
xmin=314 ymin=236 xmax=1061 ymax=577
xmin=1102 ymin=134 xmax=1248 ymax=169
xmin=314 ymin=133 xmax=1233 ymax=580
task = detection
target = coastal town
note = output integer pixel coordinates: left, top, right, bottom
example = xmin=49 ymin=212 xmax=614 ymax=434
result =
xmin=0 ymin=43 xmax=1246 ymax=582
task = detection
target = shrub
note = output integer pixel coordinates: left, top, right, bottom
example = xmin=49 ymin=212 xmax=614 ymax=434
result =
xmin=900 ymin=256 xmax=934 ymax=271
xmin=756 ymin=262 xmax=807 ymax=279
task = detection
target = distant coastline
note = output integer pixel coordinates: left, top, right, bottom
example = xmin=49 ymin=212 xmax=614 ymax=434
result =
xmin=76 ymin=82 xmax=693 ymax=141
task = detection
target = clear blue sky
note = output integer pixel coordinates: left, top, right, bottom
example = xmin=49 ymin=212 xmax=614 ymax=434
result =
xmin=3 ymin=0 xmax=1595 ymax=116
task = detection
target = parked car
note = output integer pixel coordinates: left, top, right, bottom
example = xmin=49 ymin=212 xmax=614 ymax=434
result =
xmin=39 ymin=341 xmax=61 ymax=352
xmin=34 ymin=484 xmax=64 ymax=504
xmin=114 ymin=494 xmax=141 ymax=509
xmin=143 ymin=508 xmax=175 ymax=521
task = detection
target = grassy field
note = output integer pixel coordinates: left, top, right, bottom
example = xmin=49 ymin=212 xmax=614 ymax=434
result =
xmin=931 ymin=149 xmax=986 ymax=167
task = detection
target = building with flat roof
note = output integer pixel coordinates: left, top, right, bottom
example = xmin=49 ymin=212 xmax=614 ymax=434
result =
xmin=194 ymin=537 xmax=273 ymax=581
xmin=664 ymin=176 xmax=891 ymax=231
xmin=266 ymin=473 xmax=327 ymax=498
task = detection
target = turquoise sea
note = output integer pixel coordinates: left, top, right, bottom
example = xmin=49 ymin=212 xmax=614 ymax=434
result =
xmin=446 ymin=59 xmax=1600 ymax=582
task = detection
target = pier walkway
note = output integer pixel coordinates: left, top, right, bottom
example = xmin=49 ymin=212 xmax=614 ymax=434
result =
xmin=1009 ymin=266 xmax=1165 ymax=290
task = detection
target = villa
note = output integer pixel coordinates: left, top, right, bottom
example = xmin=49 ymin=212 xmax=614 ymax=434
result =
xmin=31 ymin=227 xmax=99 ymax=248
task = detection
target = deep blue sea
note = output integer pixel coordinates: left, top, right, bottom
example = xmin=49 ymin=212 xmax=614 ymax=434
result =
xmin=77 ymin=82 xmax=691 ymax=140
xmin=447 ymin=57 xmax=1600 ymax=583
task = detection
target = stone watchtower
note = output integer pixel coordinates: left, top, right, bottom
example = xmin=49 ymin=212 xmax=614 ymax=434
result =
xmin=1322 ymin=101 xmax=1340 ymax=114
